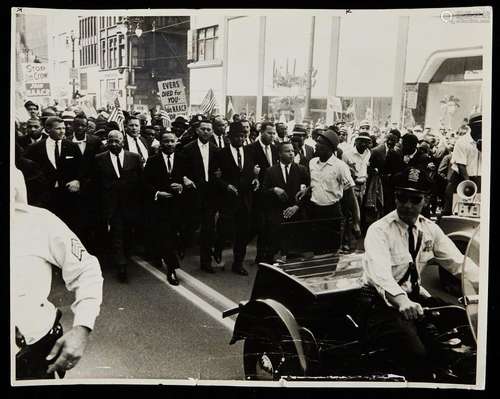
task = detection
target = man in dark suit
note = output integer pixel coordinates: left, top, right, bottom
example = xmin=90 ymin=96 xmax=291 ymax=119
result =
xmin=368 ymin=129 xmax=401 ymax=215
xmin=180 ymin=118 xmax=220 ymax=273
xmin=91 ymin=130 xmax=143 ymax=282
xmin=23 ymin=116 xmax=82 ymax=229
xmin=210 ymin=115 xmax=230 ymax=149
xmin=215 ymin=122 xmax=260 ymax=275
xmin=17 ymin=118 xmax=47 ymax=150
xmin=245 ymin=121 xmax=279 ymax=263
xmin=290 ymin=130 xmax=314 ymax=169
xmin=262 ymin=142 xmax=310 ymax=262
xmin=71 ymin=115 xmax=105 ymax=251
xmin=122 ymin=116 xmax=151 ymax=165
xmin=143 ymin=132 xmax=184 ymax=285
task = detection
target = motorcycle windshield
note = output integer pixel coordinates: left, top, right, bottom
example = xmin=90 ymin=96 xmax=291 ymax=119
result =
xmin=462 ymin=226 xmax=480 ymax=342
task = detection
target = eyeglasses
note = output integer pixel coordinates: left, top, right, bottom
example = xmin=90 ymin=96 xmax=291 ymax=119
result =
xmin=395 ymin=193 xmax=425 ymax=204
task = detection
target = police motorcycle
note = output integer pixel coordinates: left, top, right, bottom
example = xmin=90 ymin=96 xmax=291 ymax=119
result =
xmin=223 ymin=218 xmax=479 ymax=383
xmin=438 ymin=179 xmax=480 ymax=296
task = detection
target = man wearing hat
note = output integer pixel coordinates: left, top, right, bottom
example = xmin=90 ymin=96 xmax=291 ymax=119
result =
xmin=290 ymin=129 xmax=314 ymax=169
xmin=61 ymin=110 xmax=76 ymax=140
xmin=298 ymin=129 xmax=361 ymax=240
xmin=359 ymin=120 xmax=371 ymax=135
xmin=360 ymin=166 xmax=478 ymax=380
xmin=171 ymin=116 xmax=189 ymax=139
xmin=337 ymin=126 xmax=350 ymax=153
xmin=443 ymin=113 xmax=482 ymax=215
xmin=24 ymin=100 xmax=40 ymax=119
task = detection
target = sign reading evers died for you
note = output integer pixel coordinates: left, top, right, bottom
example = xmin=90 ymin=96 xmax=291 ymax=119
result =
xmin=158 ymin=79 xmax=188 ymax=119
xmin=22 ymin=63 xmax=51 ymax=97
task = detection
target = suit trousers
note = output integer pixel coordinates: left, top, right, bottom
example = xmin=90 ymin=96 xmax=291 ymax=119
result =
xmin=221 ymin=201 xmax=251 ymax=267
xmin=199 ymin=204 xmax=216 ymax=268
xmin=154 ymin=216 xmax=180 ymax=270
xmin=109 ymin=209 xmax=133 ymax=267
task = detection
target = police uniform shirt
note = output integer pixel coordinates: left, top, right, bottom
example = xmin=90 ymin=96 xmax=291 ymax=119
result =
xmin=12 ymin=204 xmax=103 ymax=345
xmin=125 ymin=134 xmax=149 ymax=162
xmin=451 ymin=132 xmax=481 ymax=177
xmin=362 ymin=210 xmax=478 ymax=306
xmin=309 ymin=154 xmax=355 ymax=206
xmin=342 ymin=147 xmax=371 ymax=180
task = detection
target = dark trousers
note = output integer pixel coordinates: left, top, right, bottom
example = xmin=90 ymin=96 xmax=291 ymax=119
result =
xmin=47 ymin=188 xmax=79 ymax=231
xmin=199 ymin=205 xmax=216 ymax=268
xmin=220 ymin=201 xmax=251 ymax=268
xmin=265 ymin=208 xmax=303 ymax=261
xmin=154 ymin=217 xmax=180 ymax=271
xmin=16 ymin=310 xmax=64 ymax=380
xmin=307 ymin=202 xmax=343 ymax=220
xmin=357 ymin=290 xmax=448 ymax=381
xmin=109 ymin=209 xmax=133 ymax=267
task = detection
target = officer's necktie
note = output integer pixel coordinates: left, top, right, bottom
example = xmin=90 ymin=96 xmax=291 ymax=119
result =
xmin=134 ymin=137 xmax=145 ymax=160
xmin=218 ymin=136 xmax=223 ymax=148
xmin=407 ymin=224 xmax=420 ymax=296
xmin=167 ymin=154 xmax=172 ymax=174
xmin=54 ymin=140 xmax=61 ymax=169
xmin=237 ymin=147 xmax=243 ymax=171
xmin=116 ymin=154 xmax=123 ymax=178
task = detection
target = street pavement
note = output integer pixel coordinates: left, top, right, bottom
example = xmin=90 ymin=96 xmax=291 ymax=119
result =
xmin=46 ymin=238 xmax=458 ymax=382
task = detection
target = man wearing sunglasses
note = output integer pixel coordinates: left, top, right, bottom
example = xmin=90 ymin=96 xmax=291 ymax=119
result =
xmin=360 ymin=167 xmax=478 ymax=381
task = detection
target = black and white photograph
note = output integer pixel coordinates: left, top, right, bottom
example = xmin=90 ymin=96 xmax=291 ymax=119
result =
xmin=10 ymin=6 xmax=491 ymax=389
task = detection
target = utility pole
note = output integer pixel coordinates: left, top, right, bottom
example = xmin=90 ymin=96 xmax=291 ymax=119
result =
xmin=71 ymin=30 xmax=76 ymax=100
xmin=303 ymin=16 xmax=316 ymax=121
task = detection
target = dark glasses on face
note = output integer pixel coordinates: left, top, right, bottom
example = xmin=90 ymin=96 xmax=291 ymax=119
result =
xmin=395 ymin=193 xmax=424 ymax=204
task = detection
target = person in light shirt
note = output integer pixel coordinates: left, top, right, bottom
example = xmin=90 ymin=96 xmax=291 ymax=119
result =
xmin=360 ymin=166 xmax=478 ymax=381
xmin=12 ymin=169 xmax=103 ymax=380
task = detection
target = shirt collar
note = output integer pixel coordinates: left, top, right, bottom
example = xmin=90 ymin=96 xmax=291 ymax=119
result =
xmin=197 ymin=138 xmax=209 ymax=148
xmin=46 ymin=136 xmax=59 ymax=145
xmin=317 ymin=154 xmax=337 ymax=166
xmin=162 ymin=151 xmax=174 ymax=159
xmin=230 ymin=144 xmax=242 ymax=152
xmin=258 ymin=138 xmax=269 ymax=148
xmin=73 ymin=135 xmax=87 ymax=143
xmin=391 ymin=210 xmax=423 ymax=230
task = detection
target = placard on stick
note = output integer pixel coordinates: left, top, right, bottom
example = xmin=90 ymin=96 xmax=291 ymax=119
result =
xmin=157 ymin=79 xmax=188 ymax=119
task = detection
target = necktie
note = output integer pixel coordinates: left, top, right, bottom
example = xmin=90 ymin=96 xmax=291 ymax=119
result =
xmin=398 ymin=225 xmax=420 ymax=296
xmin=284 ymin=164 xmax=289 ymax=184
xmin=167 ymin=154 xmax=172 ymax=173
xmin=265 ymin=145 xmax=272 ymax=166
xmin=133 ymin=137 xmax=144 ymax=160
xmin=237 ymin=147 xmax=242 ymax=170
xmin=218 ymin=136 xmax=223 ymax=148
xmin=54 ymin=140 xmax=61 ymax=169
xmin=116 ymin=154 xmax=123 ymax=178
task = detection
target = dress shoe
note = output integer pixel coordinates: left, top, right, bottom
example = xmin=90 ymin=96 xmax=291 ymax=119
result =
xmin=167 ymin=272 xmax=179 ymax=286
xmin=201 ymin=265 xmax=216 ymax=274
xmin=232 ymin=266 xmax=248 ymax=276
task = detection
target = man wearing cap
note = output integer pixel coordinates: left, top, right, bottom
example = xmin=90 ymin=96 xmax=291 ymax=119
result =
xmin=359 ymin=120 xmax=371 ymax=135
xmin=61 ymin=110 xmax=76 ymax=140
xmin=12 ymin=170 xmax=103 ymax=380
xmin=179 ymin=117 xmax=220 ymax=273
xmin=24 ymin=100 xmax=40 ymax=119
xmin=214 ymin=122 xmax=260 ymax=275
xmin=443 ymin=113 xmax=482 ymax=216
xmin=337 ymin=126 xmax=350 ymax=153
xmin=360 ymin=166 xmax=478 ymax=380
xmin=298 ymin=129 xmax=361 ymax=240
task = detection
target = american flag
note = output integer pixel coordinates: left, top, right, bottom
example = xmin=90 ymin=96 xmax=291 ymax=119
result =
xmin=200 ymin=88 xmax=217 ymax=116
xmin=108 ymin=98 xmax=125 ymax=132
xmin=159 ymin=110 xmax=171 ymax=129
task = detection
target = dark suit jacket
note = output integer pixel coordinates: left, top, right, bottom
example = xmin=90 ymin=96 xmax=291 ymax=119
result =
xmin=209 ymin=134 xmax=230 ymax=149
xmin=91 ymin=150 xmax=143 ymax=222
xmin=369 ymin=143 xmax=388 ymax=173
xmin=245 ymin=140 xmax=279 ymax=183
xmin=23 ymin=138 xmax=82 ymax=189
xmin=215 ymin=145 xmax=257 ymax=211
xmin=143 ymin=152 xmax=184 ymax=219
xmin=79 ymin=134 xmax=106 ymax=179
xmin=295 ymin=144 xmax=315 ymax=168
xmin=263 ymin=163 xmax=310 ymax=212
xmin=179 ymin=139 xmax=220 ymax=206
xmin=16 ymin=133 xmax=48 ymax=150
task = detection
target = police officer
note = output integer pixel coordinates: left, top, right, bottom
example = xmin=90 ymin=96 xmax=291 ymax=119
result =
xmin=12 ymin=170 xmax=103 ymax=380
xmin=360 ymin=166 xmax=478 ymax=381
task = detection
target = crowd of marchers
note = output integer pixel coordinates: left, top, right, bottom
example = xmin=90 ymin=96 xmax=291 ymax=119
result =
xmin=15 ymin=100 xmax=482 ymax=286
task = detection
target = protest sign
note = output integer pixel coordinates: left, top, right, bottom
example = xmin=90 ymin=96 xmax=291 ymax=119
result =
xmin=157 ymin=79 xmax=188 ymax=119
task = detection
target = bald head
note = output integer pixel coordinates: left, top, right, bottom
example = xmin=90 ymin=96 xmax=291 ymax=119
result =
xmin=107 ymin=130 xmax=124 ymax=154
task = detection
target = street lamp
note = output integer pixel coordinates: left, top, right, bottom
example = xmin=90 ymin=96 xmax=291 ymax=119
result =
xmin=70 ymin=30 xmax=76 ymax=100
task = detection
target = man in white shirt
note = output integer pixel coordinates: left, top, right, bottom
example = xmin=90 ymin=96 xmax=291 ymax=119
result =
xmin=361 ymin=167 xmax=478 ymax=381
xmin=443 ymin=114 xmax=482 ymax=215
xmin=123 ymin=116 xmax=150 ymax=164
xmin=241 ymin=120 xmax=253 ymax=146
xmin=13 ymin=171 xmax=103 ymax=380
